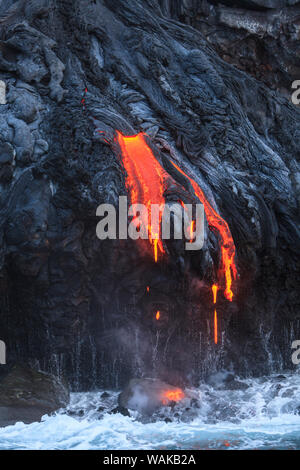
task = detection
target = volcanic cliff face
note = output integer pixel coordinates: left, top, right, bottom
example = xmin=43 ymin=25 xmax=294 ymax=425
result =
xmin=159 ymin=0 xmax=300 ymax=101
xmin=0 ymin=0 xmax=299 ymax=390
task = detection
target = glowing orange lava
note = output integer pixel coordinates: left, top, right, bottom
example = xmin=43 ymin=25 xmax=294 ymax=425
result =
xmin=189 ymin=220 xmax=195 ymax=243
xmin=156 ymin=310 xmax=160 ymax=320
xmin=212 ymin=286 xmax=219 ymax=344
xmin=212 ymin=284 xmax=218 ymax=304
xmin=154 ymin=239 xmax=159 ymax=263
xmin=170 ymin=161 xmax=237 ymax=301
xmin=115 ymin=130 xmax=237 ymax=301
xmin=214 ymin=309 xmax=218 ymax=344
xmin=116 ymin=132 xmax=168 ymax=262
xmin=161 ymin=388 xmax=185 ymax=404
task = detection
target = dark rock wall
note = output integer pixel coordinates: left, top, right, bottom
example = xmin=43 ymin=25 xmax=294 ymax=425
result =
xmin=0 ymin=0 xmax=299 ymax=390
xmin=159 ymin=0 xmax=300 ymax=100
xmin=0 ymin=364 xmax=69 ymax=426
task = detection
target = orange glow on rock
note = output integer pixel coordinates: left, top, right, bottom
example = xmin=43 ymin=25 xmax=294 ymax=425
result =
xmin=116 ymin=132 xmax=167 ymax=262
xmin=170 ymin=161 xmax=237 ymax=301
xmin=156 ymin=310 xmax=160 ymax=320
xmin=161 ymin=388 xmax=185 ymax=404
xmin=214 ymin=309 xmax=218 ymax=344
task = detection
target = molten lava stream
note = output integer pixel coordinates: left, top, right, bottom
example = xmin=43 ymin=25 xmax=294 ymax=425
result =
xmin=214 ymin=309 xmax=218 ymax=345
xmin=170 ymin=161 xmax=237 ymax=301
xmin=212 ymin=284 xmax=218 ymax=304
xmin=212 ymin=285 xmax=219 ymax=344
xmin=189 ymin=220 xmax=195 ymax=243
xmin=116 ymin=132 xmax=168 ymax=262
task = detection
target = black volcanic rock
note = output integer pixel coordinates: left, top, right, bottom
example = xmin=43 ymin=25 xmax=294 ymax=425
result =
xmin=0 ymin=364 xmax=69 ymax=427
xmin=0 ymin=0 xmax=298 ymax=391
xmin=159 ymin=0 xmax=300 ymax=101
xmin=0 ymin=141 xmax=14 ymax=164
xmin=110 ymin=406 xmax=130 ymax=417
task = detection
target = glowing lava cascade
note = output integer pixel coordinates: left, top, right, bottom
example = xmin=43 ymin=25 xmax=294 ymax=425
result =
xmin=112 ymin=129 xmax=237 ymax=342
xmin=170 ymin=161 xmax=237 ymax=302
xmin=116 ymin=131 xmax=169 ymax=262
xmin=169 ymin=162 xmax=237 ymax=344
xmin=212 ymin=284 xmax=218 ymax=344
xmin=115 ymin=131 xmax=237 ymax=298
xmin=85 ymin=89 xmax=237 ymax=342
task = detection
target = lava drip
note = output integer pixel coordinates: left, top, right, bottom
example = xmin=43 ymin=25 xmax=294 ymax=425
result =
xmin=116 ymin=131 xmax=168 ymax=262
xmin=212 ymin=284 xmax=218 ymax=304
xmin=214 ymin=309 xmax=218 ymax=345
xmin=212 ymin=284 xmax=218 ymax=344
xmin=170 ymin=161 xmax=237 ymax=301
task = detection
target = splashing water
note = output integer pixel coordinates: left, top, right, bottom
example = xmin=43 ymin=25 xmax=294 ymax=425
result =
xmin=0 ymin=372 xmax=299 ymax=450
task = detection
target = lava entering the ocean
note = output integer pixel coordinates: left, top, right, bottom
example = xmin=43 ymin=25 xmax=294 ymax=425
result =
xmin=161 ymin=388 xmax=185 ymax=405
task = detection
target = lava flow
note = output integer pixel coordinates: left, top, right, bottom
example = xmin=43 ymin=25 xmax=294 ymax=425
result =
xmin=116 ymin=131 xmax=168 ymax=262
xmin=214 ymin=309 xmax=218 ymax=345
xmin=170 ymin=161 xmax=237 ymax=301
xmin=212 ymin=284 xmax=218 ymax=344
xmin=161 ymin=388 xmax=185 ymax=405
xmin=212 ymin=284 xmax=218 ymax=304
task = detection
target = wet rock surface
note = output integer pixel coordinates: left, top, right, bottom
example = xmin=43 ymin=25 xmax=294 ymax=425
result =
xmin=0 ymin=0 xmax=299 ymax=390
xmin=111 ymin=406 xmax=130 ymax=417
xmin=207 ymin=371 xmax=249 ymax=390
xmin=0 ymin=364 xmax=69 ymax=427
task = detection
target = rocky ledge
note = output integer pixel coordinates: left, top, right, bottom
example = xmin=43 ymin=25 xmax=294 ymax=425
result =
xmin=0 ymin=364 xmax=69 ymax=427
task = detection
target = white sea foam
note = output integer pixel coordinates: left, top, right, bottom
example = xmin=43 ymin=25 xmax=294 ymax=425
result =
xmin=0 ymin=372 xmax=299 ymax=450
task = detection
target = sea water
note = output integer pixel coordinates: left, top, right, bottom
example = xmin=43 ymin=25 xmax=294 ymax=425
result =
xmin=0 ymin=372 xmax=299 ymax=450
